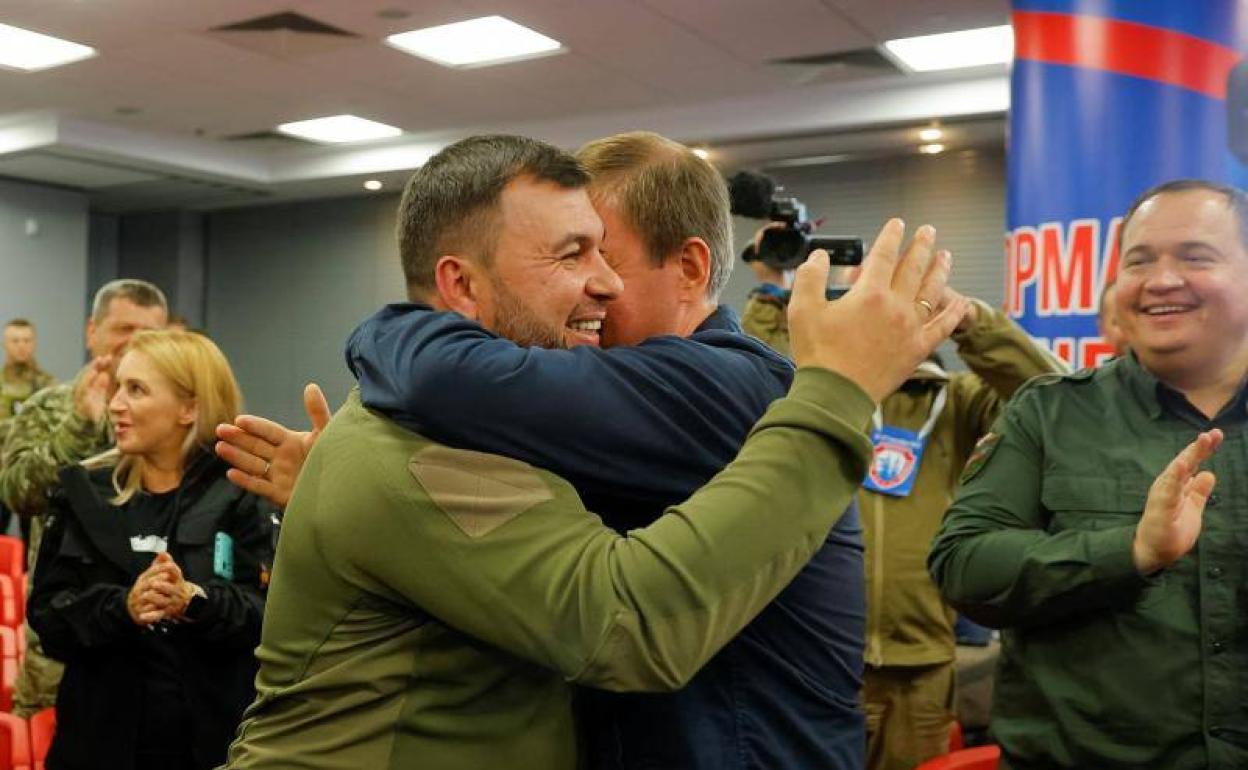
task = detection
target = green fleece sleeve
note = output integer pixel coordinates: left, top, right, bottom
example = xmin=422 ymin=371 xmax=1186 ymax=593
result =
xmin=740 ymin=295 xmax=792 ymax=359
xmin=947 ymin=299 xmax=1071 ymax=452
xmin=338 ymin=368 xmax=873 ymax=692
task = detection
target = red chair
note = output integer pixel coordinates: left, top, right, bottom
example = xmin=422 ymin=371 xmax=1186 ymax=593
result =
xmin=0 ymin=711 xmax=32 ymax=770
xmin=914 ymin=745 xmax=1001 ymax=770
xmin=29 ymin=708 xmax=54 ymax=770
xmin=0 ymin=576 xmax=20 ymax=629
xmin=948 ymin=721 xmax=964 ymax=752
xmin=0 ymin=537 xmax=25 ymax=583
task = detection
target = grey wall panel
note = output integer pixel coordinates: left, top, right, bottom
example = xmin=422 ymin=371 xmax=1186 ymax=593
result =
xmin=0 ymin=179 xmax=90 ymax=381
xmin=720 ymin=148 xmax=1007 ymax=315
xmin=205 ymin=149 xmax=1005 ymax=421
xmin=204 ymin=195 xmax=403 ymax=426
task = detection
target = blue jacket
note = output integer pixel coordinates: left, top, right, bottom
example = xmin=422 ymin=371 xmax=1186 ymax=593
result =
xmin=346 ymin=303 xmax=866 ymax=770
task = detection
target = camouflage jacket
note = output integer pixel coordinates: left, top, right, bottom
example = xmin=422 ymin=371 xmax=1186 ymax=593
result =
xmin=0 ymin=368 xmax=111 ymax=519
xmin=0 ymin=363 xmax=55 ymax=422
xmin=0 ymin=364 xmax=56 ymax=448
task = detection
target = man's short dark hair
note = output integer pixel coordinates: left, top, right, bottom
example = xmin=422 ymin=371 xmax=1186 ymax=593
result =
xmin=4 ymin=318 xmax=33 ymax=331
xmin=90 ymin=279 xmax=168 ymax=323
xmin=396 ymin=135 xmax=590 ymax=298
xmin=1120 ymin=179 xmax=1248 ymax=251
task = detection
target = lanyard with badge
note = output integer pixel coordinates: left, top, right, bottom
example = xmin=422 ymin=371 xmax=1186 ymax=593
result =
xmin=863 ymin=387 xmax=947 ymax=497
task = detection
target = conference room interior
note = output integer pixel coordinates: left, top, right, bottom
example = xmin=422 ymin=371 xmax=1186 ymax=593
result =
xmin=0 ymin=1 xmax=1221 ymax=769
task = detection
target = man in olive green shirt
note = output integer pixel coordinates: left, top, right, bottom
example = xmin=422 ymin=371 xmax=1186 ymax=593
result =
xmin=225 ymin=135 xmax=967 ymax=770
xmin=743 ymin=266 xmax=1065 ymax=770
xmin=930 ymin=179 xmax=1245 ymax=769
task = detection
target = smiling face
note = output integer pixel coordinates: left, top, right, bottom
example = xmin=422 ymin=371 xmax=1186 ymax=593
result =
xmin=109 ymin=350 xmax=195 ymax=461
xmin=476 ymin=176 xmax=622 ymax=349
xmin=1115 ymin=188 xmax=1248 ymax=382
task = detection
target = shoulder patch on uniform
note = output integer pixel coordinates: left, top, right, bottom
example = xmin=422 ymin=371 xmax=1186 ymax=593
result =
xmin=408 ymin=444 xmax=554 ymax=538
xmin=960 ymin=432 xmax=1001 ymax=484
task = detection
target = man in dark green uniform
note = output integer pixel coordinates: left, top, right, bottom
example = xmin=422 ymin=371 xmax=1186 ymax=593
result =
xmin=929 ymin=179 xmax=1246 ymax=769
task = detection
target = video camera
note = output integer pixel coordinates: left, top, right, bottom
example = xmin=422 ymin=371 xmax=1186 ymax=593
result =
xmin=728 ymin=170 xmax=864 ymax=271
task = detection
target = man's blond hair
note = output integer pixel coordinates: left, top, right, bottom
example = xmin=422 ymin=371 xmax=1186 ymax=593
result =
xmin=578 ymin=132 xmax=733 ymax=300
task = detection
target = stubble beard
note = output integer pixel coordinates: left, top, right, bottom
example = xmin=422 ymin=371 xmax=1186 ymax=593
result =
xmin=489 ymin=275 xmax=568 ymax=350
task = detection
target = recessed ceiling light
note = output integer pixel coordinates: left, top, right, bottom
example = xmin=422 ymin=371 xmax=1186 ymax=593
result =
xmin=883 ymin=25 xmax=1013 ymax=73
xmin=918 ymin=127 xmax=943 ymax=142
xmin=919 ymin=143 xmax=946 ymax=155
xmin=0 ymin=23 xmax=96 ymax=72
xmin=363 ymin=180 xmax=384 ymax=191
xmin=276 ymin=115 xmax=403 ymax=144
xmin=692 ymin=148 xmax=710 ymax=160
xmin=385 ymin=15 xmax=563 ymax=69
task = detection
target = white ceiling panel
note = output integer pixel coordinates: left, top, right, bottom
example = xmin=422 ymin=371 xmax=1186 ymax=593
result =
xmin=0 ymin=0 xmax=1010 ymax=208
xmin=0 ymin=152 xmax=161 ymax=188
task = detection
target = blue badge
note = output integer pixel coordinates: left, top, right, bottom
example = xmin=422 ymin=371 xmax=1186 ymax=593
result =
xmin=213 ymin=532 xmax=234 ymax=580
xmin=863 ymin=425 xmax=928 ymax=498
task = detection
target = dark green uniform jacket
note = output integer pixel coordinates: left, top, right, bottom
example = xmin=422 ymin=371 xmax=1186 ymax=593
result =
xmin=929 ymin=353 xmax=1248 ymax=770
xmin=226 ymin=369 xmax=875 ymax=770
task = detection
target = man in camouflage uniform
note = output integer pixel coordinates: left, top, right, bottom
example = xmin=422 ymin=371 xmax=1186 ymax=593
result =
xmin=0 ymin=279 xmax=167 ymax=718
xmin=0 ymin=319 xmax=54 ymax=424
xmin=0 ymin=319 xmax=55 ymax=532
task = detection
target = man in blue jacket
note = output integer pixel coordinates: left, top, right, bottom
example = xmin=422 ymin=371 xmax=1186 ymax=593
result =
xmin=221 ymin=132 xmax=963 ymax=769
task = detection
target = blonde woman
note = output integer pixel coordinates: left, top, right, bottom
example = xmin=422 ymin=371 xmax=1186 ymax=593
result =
xmin=29 ymin=330 xmax=277 ymax=770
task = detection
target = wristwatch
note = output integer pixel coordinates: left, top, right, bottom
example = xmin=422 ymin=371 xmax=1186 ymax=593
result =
xmin=183 ymin=583 xmax=209 ymax=622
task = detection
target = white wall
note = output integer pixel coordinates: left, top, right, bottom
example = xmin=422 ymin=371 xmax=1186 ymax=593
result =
xmin=0 ymin=179 xmax=90 ymax=382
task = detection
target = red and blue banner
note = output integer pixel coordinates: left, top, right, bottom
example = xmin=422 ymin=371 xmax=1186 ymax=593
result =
xmin=1007 ymin=0 xmax=1248 ymax=367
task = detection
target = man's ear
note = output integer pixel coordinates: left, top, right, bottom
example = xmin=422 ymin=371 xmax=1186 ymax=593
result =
xmin=677 ymin=237 xmax=712 ymax=300
xmin=433 ymin=256 xmax=487 ymax=320
xmin=84 ymin=317 xmax=97 ymax=351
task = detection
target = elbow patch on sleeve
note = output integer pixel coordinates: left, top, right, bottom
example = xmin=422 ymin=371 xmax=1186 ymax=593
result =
xmin=408 ymin=444 xmax=554 ymax=538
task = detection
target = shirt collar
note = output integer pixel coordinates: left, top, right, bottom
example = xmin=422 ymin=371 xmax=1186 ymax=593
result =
xmin=1120 ymin=351 xmax=1248 ymax=426
xmin=694 ymin=305 xmax=743 ymax=334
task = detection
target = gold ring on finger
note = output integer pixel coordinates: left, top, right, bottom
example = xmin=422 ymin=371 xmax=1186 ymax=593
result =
xmin=916 ymin=299 xmax=935 ymax=318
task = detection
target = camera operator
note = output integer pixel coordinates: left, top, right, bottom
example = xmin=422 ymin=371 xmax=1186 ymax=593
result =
xmin=737 ymin=205 xmax=1066 ymax=770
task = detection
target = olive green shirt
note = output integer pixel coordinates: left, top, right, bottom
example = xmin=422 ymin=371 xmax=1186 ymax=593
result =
xmin=929 ymin=353 xmax=1248 ymax=769
xmin=226 ymin=369 xmax=874 ymax=770
xmin=742 ymin=296 xmax=1066 ymax=666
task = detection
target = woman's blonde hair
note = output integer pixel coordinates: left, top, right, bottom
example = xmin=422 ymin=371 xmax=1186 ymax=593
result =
xmin=85 ymin=330 xmax=242 ymax=504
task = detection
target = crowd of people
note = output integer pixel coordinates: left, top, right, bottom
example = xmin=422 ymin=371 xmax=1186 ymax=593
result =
xmin=0 ymin=130 xmax=1241 ymax=770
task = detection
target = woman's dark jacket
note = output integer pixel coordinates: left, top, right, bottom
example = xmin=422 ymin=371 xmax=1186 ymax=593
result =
xmin=28 ymin=453 xmax=276 ymax=770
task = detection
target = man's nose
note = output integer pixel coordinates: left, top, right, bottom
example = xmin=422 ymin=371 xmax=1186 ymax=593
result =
xmin=587 ymin=251 xmax=624 ymax=300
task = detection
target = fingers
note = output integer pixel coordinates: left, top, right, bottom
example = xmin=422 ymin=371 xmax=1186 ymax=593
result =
xmin=232 ymin=415 xmax=292 ymax=454
xmin=1153 ymin=430 xmax=1222 ymax=512
xmin=891 ymin=225 xmax=937 ymax=299
xmin=215 ymin=437 xmax=271 ymax=478
xmin=920 ymin=294 xmax=968 ymax=352
xmin=225 ymin=468 xmax=287 ymax=508
xmin=788 ymin=249 xmax=830 ymax=321
xmin=917 ymin=251 xmax=953 ymax=311
xmin=304 ymin=383 xmax=332 ymax=433
xmin=857 ymin=219 xmax=906 ymax=288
